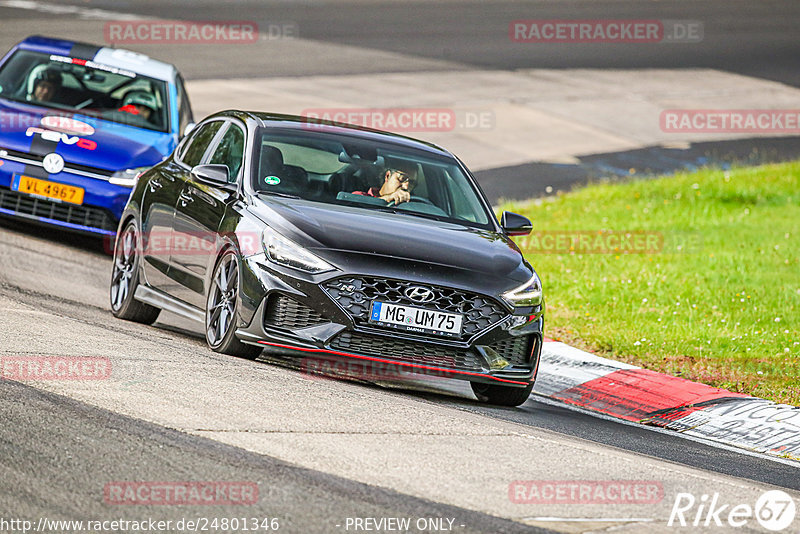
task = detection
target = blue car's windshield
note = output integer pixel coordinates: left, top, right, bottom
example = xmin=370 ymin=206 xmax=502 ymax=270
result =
xmin=0 ymin=49 xmax=170 ymax=133
xmin=252 ymin=127 xmax=494 ymax=229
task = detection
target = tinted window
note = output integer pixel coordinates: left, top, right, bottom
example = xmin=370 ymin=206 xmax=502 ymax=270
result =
xmin=181 ymin=121 xmax=223 ymax=168
xmin=209 ymin=124 xmax=245 ymax=182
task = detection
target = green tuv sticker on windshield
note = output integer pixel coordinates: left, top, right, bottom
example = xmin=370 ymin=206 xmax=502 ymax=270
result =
xmin=263 ymin=175 xmax=281 ymax=186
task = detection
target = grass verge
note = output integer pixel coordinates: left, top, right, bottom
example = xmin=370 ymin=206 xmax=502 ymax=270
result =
xmin=500 ymin=162 xmax=799 ymax=405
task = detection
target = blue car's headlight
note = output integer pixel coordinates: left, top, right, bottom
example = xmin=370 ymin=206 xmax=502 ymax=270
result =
xmin=110 ymin=166 xmax=150 ymax=187
xmin=262 ymin=228 xmax=334 ymax=274
xmin=501 ymin=272 xmax=543 ymax=308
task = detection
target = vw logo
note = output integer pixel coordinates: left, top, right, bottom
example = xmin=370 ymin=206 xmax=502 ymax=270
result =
xmin=404 ymin=286 xmax=434 ymax=303
xmin=42 ymin=153 xmax=64 ymax=174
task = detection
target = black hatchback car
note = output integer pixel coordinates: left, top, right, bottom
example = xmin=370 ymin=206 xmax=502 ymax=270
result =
xmin=110 ymin=111 xmax=544 ymax=406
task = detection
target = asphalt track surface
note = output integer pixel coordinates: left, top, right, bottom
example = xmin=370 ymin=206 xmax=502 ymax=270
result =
xmin=24 ymin=0 xmax=800 ymax=88
xmin=0 ymin=379 xmax=545 ymax=534
xmin=1 ymin=1 xmax=799 ymax=532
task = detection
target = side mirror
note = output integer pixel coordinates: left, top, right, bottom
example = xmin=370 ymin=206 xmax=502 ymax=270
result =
xmin=191 ymin=164 xmax=230 ymax=186
xmin=182 ymin=122 xmax=196 ymax=138
xmin=501 ymin=211 xmax=532 ymax=236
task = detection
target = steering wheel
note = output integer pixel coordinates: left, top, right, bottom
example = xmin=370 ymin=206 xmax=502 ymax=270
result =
xmin=407 ymin=195 xmax=436 ymax=206
xmin=74 ymin=98 xmax=95 ymax=110
xmin=388 ymin=195 xmax=436 ymax=207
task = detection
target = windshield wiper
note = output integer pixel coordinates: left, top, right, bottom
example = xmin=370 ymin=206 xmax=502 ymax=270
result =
xmin=257 ymin=190 xmax=302 ymax=199
xmin=371 ymin=206 xmax=449 ymax=223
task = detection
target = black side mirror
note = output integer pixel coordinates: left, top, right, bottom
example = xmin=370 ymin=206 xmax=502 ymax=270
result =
xmin=191 ymin=164 xmax=230 ymax=187
xmin=501 ymin=211 xmax=532 ymax=236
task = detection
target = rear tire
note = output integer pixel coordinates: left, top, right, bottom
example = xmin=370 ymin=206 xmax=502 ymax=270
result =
xmin=206 ymin=250 xmax=262 ymax=359
xmin=471 ymin=381 xmax=533 ymax=407
xmin=110 ymin=221 xmax=161 ymax=325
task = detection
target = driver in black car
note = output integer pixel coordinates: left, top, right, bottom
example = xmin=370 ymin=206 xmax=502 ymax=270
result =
xmin=352 ymin=162 xmax=418 ymax=205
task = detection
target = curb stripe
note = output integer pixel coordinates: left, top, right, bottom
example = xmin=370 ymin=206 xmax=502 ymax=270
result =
xmin=538 ymin=341 xmax=800 ymax=462
xmin=551 ymin=368 xmax=748 ymax=422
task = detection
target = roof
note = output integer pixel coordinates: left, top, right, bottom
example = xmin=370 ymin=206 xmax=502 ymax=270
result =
xmin=239 ymin=110 xmax=452 ymax=156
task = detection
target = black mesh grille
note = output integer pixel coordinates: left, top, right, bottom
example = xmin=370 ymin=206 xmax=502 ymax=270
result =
xmin=0 ymin=187 xmax=117 ymax=232
xmin=330 ymin=332 xmax=485 ymax=371
xmin=489 ymin=336 xmax=533 ymax=367
xmin=322 ymin=276 xmax=509 ymax=339
xmin=329 ymin=332 xmax=535 ymax=372
xmin=264 ymin=294 xmax=327 ymax=330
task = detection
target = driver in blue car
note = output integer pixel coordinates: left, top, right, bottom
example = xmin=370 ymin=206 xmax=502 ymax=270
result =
xmin=353 ymin=162 xmax=418 ymax=205
xmin=29 ymin=68 xmax=62 ymax=103
xmin=119 ymin=91 xmax=158 ymax=125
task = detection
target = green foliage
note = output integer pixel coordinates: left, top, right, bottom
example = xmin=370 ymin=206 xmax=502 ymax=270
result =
xmin=500 ymin=162 xmax=800 ymax=405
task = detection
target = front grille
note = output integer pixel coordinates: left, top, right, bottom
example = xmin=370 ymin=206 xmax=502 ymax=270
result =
xmin=322 ymin=276 xmax=509 ymax=339
xmin=331 ymin=332 xmax=485 ymax=371
xmin=1 ymin=148 xmax=114 ymax=178
xmin=0 ymin=148 xmax=44 ymax=164
xmin=0 ymin=187 xmax=117 ymax=232
xmin=264 ymin=294 xmax=327 ymax=330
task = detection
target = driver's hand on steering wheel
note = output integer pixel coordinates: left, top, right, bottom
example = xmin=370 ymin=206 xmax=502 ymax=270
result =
xmin=381 ymin=189 xmax=411 ymax=205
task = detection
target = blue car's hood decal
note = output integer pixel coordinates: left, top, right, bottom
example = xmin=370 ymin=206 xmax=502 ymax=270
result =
xmin=0 ymin=99 xmax=174 ymax=171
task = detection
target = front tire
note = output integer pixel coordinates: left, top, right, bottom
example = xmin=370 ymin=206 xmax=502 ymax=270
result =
xmin=110 ymin=221 xmax=161 ymax=325
xmin=471 ymin=381 xmax=533 ymax=407
xmin=206 ymin=250 xmax=261 ymax=359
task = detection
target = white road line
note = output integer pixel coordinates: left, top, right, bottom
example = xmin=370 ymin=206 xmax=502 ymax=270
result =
xmin=0 ymin=0 xmax=145 ymax=20
xmin=522 ymin=517 xmax=655 ymax=522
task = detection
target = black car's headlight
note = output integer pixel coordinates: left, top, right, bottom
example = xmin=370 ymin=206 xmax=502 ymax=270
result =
xmin=501 ymin=272 xmax=543 ymax=308
xmin=262 ymin=228 xmax=334 ymax=274
xmin=110 ymin=166 xmax=150 ymax=187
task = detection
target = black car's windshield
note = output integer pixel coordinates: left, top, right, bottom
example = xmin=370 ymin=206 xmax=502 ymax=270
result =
xmin=0 ymin=49 xmax=169 ymax=133
xmin=252 ymin=127 xmax=493 ymax=228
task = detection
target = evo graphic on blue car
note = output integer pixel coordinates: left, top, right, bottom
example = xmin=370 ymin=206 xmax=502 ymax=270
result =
xmin=0 ymin=36 xmax=194 ymax=236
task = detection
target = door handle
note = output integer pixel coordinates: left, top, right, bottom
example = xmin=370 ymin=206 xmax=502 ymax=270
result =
xmin=178 ymin=190 xmax=194 ymax=207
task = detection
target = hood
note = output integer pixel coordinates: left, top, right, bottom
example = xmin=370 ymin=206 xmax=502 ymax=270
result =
xmin=249 ymin=196 xmax=532 ymax=282
xmin=0 ymin=99 xmax=174 ymax=170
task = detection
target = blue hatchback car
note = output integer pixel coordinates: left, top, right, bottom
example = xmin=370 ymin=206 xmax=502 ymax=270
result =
xmin=0 ymin=36 xmax=194 ymax=236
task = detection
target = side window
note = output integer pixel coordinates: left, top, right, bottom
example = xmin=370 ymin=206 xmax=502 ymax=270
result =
xmin=208 ymin=124 xmax=245 ymax=182
xmin=180 ymin=121 xmax=223 ymax=168
xmin=176 ymin=74 xmax=194 ymax=135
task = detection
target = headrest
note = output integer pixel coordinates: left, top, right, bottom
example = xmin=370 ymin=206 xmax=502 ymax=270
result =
xmin=260 ymin=145 xmax=285 ymax=171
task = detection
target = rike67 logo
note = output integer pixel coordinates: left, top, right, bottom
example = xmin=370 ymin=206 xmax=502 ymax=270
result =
xmin=669 ymin=490 xmax=796 ymax=531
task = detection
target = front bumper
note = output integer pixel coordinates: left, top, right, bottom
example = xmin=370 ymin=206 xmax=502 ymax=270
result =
xmin=235 ymin=254 xmax=543 ymax=388
xmin=0 ymin=149 xmax=129 ymax=235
